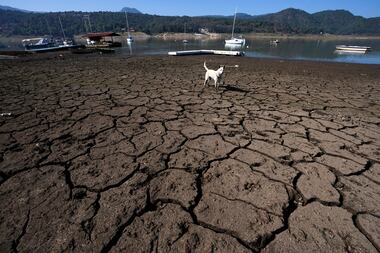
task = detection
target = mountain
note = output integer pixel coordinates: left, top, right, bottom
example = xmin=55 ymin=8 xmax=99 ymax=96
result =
xmin=312 ymin=10 xmax=366 ymax=34
xmin=253 ymin=8 xmax=320 ymax=33
xmin=0 ymin=4 xmax=30 ymax=12
xmin=0 ymin=8 xmax=378 ymax=36
xmin=120 ymin=7 xmax=141 ymax=14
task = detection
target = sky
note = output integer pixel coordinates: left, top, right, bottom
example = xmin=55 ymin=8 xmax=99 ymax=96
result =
xmin=0 ymin=0 xmax=379 ymax=18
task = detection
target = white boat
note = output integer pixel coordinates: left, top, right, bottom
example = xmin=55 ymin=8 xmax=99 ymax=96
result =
xmin=270 ymin=39 xmax=280 ymax=44
xmin=127 ymin=36 xmax=134 ymax=44
xmin=125 ymin=11 xmax=134 ymax=43
xmin=225 ymin=8 xmax=245 ymax=46
xmin=335 ymin=45 xmax=371 ymax=52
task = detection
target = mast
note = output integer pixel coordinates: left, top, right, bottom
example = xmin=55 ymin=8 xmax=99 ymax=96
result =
xmin=231 ymin=7 xmax=237 ymax=39
xmin=58 ymin=16 xmax=66 ymax=41
xmin=125 ymin=11 xmax=131 ymax=37
xmin=83 ymin=15 xmax=92 ymax=33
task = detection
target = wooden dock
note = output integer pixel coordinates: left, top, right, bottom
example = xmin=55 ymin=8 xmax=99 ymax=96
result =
xmin=168 ymin=50 xmax=244 ymax=56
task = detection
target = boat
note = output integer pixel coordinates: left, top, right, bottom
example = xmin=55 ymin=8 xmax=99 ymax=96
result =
xmin=225 ymin=8 xmax=245 ymax=46
xmin=270 ymin=39 xmax=280 ymax=44
xmin=22 ymin=37 xmax=82 ymax=52
xmin=22 ymin=37 xmax=55 ymax=51
xmin=335 ymin=45 xmax=371 ymax=52
xmin=84 ymin=32 xmax=122 ymax=48
xmin=22 ymin=16 xmax=82 ymax=53
xmin=124 ymin=11 xmax=134 ymax=43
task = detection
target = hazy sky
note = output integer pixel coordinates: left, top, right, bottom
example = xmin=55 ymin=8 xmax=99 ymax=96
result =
xmin=1 ymin=0 xmax=379 ymax=17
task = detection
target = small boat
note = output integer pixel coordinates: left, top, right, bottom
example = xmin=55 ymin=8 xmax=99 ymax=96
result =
xmin=22 ymin=17 xmax=82 ymax=53
xmin=127 ymin=36 xmax=134 ymax=44
xmin=270 ymin=39 xmax=280 ymax=44
xmin=335 ymin=45 xmax=371 ymax=52
xmin=22 ymin=37 xmax=82 ymax=52
xmin=22 ymin=37 xmax=55 ymax=51
xmin=225 ymin=8 xmax=246 ymax=46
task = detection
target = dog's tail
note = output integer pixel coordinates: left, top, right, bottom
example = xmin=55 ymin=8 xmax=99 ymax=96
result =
xmin=204 ymin=62 xmax=208 ymax=71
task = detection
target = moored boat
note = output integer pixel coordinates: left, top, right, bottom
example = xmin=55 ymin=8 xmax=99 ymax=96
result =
xmin=22 ymin=37 xmax=82 ymax=52
xmin=225 ymin=8 xmax=246 ymax=46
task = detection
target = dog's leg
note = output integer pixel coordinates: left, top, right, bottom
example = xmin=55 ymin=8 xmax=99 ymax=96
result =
xmin=204 ymin=74 xmax=209 ymax=86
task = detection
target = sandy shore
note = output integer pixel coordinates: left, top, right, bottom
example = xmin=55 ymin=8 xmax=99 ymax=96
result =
xmin=0 ymin=54 xmax=379 ymax=252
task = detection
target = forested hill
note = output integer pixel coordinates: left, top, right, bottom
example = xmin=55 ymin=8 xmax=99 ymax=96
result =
xmin=0 ymin=8 xmax=379 ymax=37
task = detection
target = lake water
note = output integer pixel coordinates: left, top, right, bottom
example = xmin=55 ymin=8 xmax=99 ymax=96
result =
xmin=118 ymin=38 xmax=380 ymax=64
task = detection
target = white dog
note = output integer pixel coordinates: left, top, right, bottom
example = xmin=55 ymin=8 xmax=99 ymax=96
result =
xmin=203 ymin=62 xmax=224 ymax=89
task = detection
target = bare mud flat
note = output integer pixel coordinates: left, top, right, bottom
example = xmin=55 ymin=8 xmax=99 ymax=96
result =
xmin=0 ymin=53 xmax=379 ymax=252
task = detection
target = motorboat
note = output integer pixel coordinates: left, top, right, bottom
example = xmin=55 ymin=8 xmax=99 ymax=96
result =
xmin=22 ymin=37 xmax=55 ymax=51
xmin=22 ymin=37 xmax=81 ymax=52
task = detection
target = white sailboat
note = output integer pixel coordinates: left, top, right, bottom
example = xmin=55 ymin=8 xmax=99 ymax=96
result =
xmin=225 ymin=8 xmax=245 ymax=46
xmin=125 ymin=11 xmax=134 ymax=43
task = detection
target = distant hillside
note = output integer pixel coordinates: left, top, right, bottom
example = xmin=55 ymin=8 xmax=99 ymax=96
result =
xmin=120 ymin=7 xmax=141 ymax=14
xmin=203 ymin=8 xmax=380 ymax=35
xmin=0 ymin=4 xmax=30 ymax=12
xmin=0 ymin=7 xmax=378 ymax=37
xmin=254 ymin=8 xmax=320 ymax=33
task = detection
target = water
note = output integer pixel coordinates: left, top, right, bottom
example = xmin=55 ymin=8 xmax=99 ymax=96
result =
xmin=118 ymin=38 xmax=380 ymax=64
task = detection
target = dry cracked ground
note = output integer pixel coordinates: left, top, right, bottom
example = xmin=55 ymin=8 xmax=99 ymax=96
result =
xmin=0 ymin=54 xmax=379 ymax=253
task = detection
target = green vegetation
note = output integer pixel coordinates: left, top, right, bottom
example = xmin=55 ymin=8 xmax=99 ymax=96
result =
xmin=0 ymin=8 xmax=378 ymax=37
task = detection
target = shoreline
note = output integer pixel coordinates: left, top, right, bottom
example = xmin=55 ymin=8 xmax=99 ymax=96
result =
xmin=2 ymin=32 xmax=380 ymax=45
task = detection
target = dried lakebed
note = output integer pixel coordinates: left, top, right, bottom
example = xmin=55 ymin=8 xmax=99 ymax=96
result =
xmin=0 ymin=54 xmax=379 ymax=252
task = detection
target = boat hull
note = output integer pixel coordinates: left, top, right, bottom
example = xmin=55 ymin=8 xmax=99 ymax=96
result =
xmin=225 ymin=38 xmax=246 ymax=46
xmin=25 ymin=44 xmax=84 ymax=53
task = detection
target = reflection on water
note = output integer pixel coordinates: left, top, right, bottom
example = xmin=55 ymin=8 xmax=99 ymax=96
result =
xmin=118 ymin=38 xmax=380 ymax=64
xmin=126 ymin=42 xmax=133 ymax=55
xmin=224 ymin=43 xmax=244 ymax=50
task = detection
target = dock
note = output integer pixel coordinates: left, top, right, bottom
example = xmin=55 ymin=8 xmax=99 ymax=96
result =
xmin=168 ymin=49 xmax=244 ymax=56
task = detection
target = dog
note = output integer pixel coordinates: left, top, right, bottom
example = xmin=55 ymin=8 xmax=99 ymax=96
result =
xmin=203 ymin=62 xmax=224 ymax=89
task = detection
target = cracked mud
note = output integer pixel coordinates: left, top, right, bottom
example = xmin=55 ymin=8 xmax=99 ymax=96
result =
xmin=0 ymin=54 xmax=380 ymax=252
